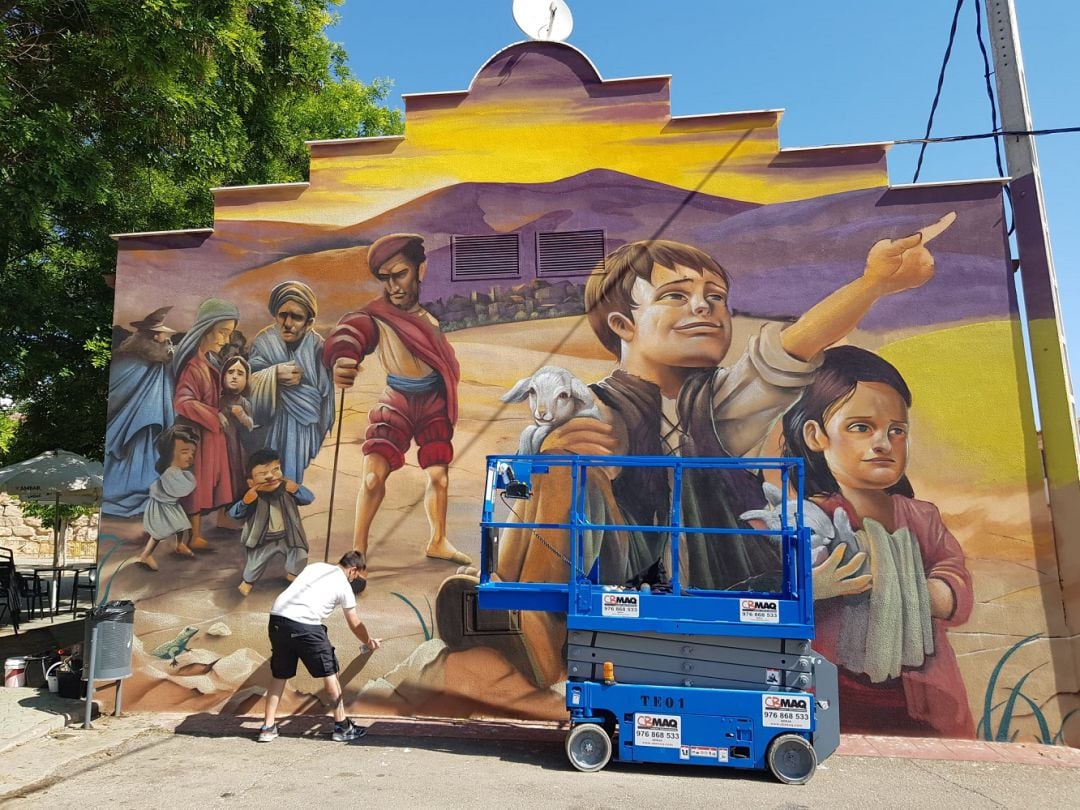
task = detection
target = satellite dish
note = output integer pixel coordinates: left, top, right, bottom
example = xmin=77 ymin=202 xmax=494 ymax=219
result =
xmin=513 ymin=0 xmax=574 ymax=42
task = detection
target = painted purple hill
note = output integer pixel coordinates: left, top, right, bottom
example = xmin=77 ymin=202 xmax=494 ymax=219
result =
xmin=705 ymin=182 xmax=1012 ymax=329
xmin=188 ymin=168 xmax=757 ymax=284
xmin=216 ymin=168 xmax=1011 ymax=331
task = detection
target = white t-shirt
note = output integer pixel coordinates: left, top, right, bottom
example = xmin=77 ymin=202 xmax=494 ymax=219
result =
xmin=270 ymin=563 xmax=356 ymax=625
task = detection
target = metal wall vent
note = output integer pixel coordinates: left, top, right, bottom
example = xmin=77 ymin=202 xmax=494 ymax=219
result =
xmin=451 ymin=234 xmax=521 ymax=280
xmin=537 ymin=230 xmax=606 ymax=276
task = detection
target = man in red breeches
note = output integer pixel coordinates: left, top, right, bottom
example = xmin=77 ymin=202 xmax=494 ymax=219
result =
xmin=323 ymin=233 xmax=470 ymax=565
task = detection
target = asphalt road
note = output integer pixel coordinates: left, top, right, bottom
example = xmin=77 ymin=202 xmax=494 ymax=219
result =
xmin=3 ymin=718 xmax=1078 ymax=810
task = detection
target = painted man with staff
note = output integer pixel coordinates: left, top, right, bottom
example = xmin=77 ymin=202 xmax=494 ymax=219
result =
xmin=323 ymin=233 xmax=469 ymax=566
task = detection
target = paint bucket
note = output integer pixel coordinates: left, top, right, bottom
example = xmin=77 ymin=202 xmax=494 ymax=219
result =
xmin=4 ymin=656 xmax=27 ymax=688
xmin=45 ymin=662 xmax=61 ymax=694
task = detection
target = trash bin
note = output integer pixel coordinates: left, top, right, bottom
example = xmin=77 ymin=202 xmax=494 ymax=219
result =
xmin=84 ymin=600 xmax=135 ymax=680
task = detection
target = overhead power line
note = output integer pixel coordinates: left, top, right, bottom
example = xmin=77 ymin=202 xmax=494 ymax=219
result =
xmin=912 ymin=0 xmax=967 ymax=184
xmin=894 ymin=125 xmax=1080 ymax=146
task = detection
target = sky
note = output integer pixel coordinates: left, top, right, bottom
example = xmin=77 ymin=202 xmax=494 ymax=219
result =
xmin=333 ymin=0 xmax=1079 ymax=380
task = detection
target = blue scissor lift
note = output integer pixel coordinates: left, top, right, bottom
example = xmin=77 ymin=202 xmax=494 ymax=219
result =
xmin=477 ymin=454 xmax=839 ymax=784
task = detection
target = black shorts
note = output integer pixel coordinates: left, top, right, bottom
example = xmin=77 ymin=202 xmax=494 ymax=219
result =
xmin=268 ymin=615 xmax=340 ymax=679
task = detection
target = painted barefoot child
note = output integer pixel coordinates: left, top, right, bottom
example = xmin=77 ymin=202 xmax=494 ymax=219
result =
xmin=229 ymin=448 xmax=314 ymax=596
xmin=138 ymin=425 xmax=201 ymax=570
xmin=781 ymin=345 xmax=974 ymax=737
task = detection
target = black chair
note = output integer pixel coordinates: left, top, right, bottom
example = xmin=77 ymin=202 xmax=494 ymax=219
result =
xmin=15 ymin=571 xmax=49 ymax=620
xmin=0 ymin=560 xmax=20 ymax=634
xmin=71 ymin=567 xmax=97 ymax=616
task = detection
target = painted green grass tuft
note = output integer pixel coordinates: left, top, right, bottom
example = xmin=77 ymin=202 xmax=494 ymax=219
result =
xmin=977 ymin=633 xmax=1077 ymax=745
xmin=391 ymin=591 xmax=433 ymax=640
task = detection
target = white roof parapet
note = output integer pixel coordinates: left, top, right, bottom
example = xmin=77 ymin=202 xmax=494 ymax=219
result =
xmin=110 ymin=228 xmax=214 ymax=241
xmin=400 ymin=90 xmax=469 ymax=100
xmin=779 ymin=141 xmax=893 ymax=153
xmin=209 ymin=181 xmax=309 ymax=194
xmin=670 ymin=109 xmax=784 ymax=120
xmin=889 ymin=177 xmax=1012 ymax=188
xmin=599 ymin=73 xmax=672 ymax=84
xmin=305 ymin=134 xmax=406 ymax=147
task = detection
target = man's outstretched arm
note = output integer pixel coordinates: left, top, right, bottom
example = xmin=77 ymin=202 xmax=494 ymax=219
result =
xmin=344 ymin=606 xmax=380 ymax=649
xmin=781 ymin=212 xmax=956 ymax=361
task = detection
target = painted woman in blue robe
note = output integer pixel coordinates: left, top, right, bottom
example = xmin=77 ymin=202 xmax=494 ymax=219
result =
xmin=102 ymin=307 xmax=177 ymax=517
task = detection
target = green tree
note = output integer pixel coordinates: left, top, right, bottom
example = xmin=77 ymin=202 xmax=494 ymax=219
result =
xmin=0 ymin=0 xmax=402 ymax=463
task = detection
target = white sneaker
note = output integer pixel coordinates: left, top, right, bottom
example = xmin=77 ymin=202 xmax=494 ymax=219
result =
xmin=332 ymin=720 xmax=367 ymax=742
xmin=257 ymin=724 xmax=279 ymax=743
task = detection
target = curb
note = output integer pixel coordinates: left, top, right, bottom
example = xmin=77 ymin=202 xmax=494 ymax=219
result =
xmin=0 ymin=714 xmax=161 ymax=801
xmin=0 ymin=693 xmax=101 ymax=757
xmin=0 ymin=713 xmax=68 ymax=757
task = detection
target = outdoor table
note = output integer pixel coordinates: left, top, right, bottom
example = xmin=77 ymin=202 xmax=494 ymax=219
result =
xmin=16 ymin=563 xmax=96 ymax=621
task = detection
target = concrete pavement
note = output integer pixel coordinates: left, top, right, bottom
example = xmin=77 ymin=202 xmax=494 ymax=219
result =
xmin=1 ymin=686 xmax=1079 ymax=808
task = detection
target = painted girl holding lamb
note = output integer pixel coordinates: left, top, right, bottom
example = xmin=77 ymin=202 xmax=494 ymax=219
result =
xmin=781 ymin=345 xmax=974 ymax=737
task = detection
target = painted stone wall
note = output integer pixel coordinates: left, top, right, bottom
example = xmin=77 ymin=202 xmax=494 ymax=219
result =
xmin=99 ymin=42 xmax=1078 ymax=744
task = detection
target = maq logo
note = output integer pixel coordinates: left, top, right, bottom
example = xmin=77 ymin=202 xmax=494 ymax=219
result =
xmin=637 ymin=715 xmax=678 ymax=729
xmin=764 ymin=696 xmax=809 ymax=710
xmin=741 ymin=599 xmax=778 ymax=611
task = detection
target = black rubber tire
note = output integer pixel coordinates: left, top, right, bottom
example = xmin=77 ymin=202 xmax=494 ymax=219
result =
xmin=565 ymin=723 xmax=612 ymax=772
xmin=767 ymin=733 xmax=818 ymax=784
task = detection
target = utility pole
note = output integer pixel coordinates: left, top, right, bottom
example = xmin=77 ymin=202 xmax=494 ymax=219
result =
xmin=985 ymin=0 xmax=1080 ymax=734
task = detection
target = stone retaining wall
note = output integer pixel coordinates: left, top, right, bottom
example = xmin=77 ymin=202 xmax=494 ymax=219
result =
xmin=0 ymin=493 xmax=98 ymax=559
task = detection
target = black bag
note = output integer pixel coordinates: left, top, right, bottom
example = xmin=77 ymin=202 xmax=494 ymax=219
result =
xmin=57 ymin=658 xmax=86 ymax=699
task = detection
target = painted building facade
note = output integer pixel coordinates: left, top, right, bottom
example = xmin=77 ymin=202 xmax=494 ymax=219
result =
xmin=100 ymin=41 xmax=1079 ymax=743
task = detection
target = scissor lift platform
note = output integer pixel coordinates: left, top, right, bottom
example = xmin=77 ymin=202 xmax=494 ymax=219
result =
xmin=477 ymin=454 xmax=838 ymax=784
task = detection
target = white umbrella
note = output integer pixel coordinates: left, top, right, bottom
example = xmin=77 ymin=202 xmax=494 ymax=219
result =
xmin=0 ymin=449 xmax=104 ymax=566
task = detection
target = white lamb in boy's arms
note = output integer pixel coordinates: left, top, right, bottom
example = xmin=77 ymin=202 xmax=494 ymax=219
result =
xmin=501 ymin=365 xmax=602 ymax=455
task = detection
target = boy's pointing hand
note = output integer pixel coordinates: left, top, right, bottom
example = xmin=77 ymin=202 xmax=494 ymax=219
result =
xmin=862 ymin=211 xmax=956 ymax=295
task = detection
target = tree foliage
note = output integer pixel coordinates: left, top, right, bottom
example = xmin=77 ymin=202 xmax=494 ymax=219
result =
xmin=0 ymin=1 xmax=402 ymax=463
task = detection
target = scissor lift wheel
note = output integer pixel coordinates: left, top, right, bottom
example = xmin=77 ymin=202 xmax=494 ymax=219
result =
xmin=766 ymin=734 xmax=817 ymax=784
xmin=565 ymin=723 xmax=612 ymax=772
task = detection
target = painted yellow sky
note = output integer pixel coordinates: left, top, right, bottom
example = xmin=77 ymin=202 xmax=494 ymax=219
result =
xmin=213 ymin=43 xmax=888 ymax=226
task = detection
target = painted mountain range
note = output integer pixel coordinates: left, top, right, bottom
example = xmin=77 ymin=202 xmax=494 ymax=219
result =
xmin=116 ymin=168 xmax=1011 ymax=332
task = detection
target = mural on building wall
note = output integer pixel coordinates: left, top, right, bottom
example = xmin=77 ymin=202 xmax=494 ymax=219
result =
xmin=99 ymin=42 xmax=1076 ymax=741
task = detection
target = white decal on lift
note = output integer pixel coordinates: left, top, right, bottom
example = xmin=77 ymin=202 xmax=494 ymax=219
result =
xmin=740 ymin=598 xmax=780 ymax=623
xmin=765 ymin=668 xmax=781 ymax=686
xmin=602 ymin=592 xmax=640 ymax=618
xmin=762 ymin=694 xmax=812 ymax=729
xmin=679 ymin=746 xmax=690 ymax=760
xmin=690 ymin=746 xmax=717 ymax=759
xmin=634 ymin=713 xmax=681 ymax=748
xmin=717 ymin=747 xmax=730 ymax=762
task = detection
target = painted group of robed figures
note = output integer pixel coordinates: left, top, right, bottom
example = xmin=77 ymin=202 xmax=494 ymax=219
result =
xmin=104 ymin=234 xmax=469 ymax=591
xmin=105 ymin=216 xmax=974 ymax=736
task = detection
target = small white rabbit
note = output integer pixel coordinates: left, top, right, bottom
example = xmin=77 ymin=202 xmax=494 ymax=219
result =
xmin=501 ymin=365 xmax=602 ymax=455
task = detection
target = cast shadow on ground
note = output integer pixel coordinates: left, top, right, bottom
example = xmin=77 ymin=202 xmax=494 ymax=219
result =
xmin=169 ymin=711 xmax=773 ymax=782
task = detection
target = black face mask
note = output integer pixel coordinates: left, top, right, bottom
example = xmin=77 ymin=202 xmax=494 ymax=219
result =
xmin=351 ymin=575 xmax=367 ymax=595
